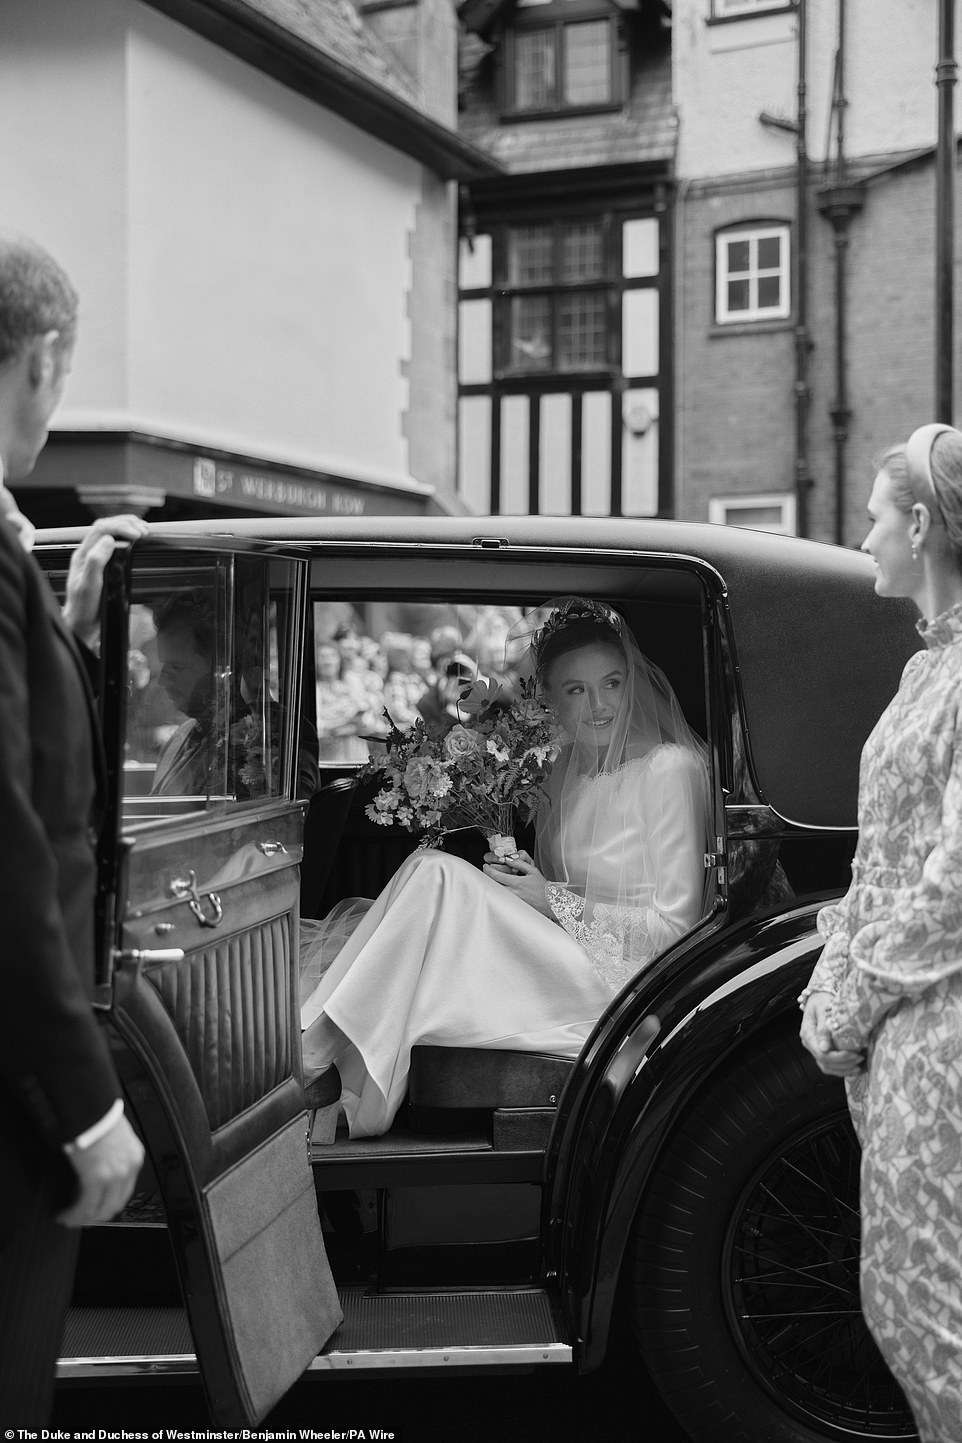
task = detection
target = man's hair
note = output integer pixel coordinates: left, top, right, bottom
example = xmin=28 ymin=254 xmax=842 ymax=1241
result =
xmin=0 ymin=233 xmax=78 ymax=366
xmin=153 ymin=589 xmax=216 ymax=658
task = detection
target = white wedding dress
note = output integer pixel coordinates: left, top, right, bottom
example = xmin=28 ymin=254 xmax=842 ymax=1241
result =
xmin=299 ymin=745 xmax=706 ymax=1137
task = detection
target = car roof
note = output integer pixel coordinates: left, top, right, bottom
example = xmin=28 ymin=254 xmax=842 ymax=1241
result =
xmin=37 ymin=514 xmax=920 ymax=828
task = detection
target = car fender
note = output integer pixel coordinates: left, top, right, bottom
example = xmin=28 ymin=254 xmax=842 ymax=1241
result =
xmin=545 ymin=898 xmax=832 ymax=1371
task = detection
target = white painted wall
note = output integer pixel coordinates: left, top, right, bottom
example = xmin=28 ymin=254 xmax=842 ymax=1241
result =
xmin=674 ymin=0 xmax=962 ymax=179
xmin=0 ymin=0 xmax=129 ymax=405
xmin=1 ymin=0 xmax=426 ymax=488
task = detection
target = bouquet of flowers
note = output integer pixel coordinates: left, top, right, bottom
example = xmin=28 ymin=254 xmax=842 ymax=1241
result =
xmin=361 ymin=677 xmax=558 ymax=855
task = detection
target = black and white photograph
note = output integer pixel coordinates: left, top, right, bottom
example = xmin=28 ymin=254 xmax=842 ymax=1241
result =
xmin=2 ymin=2 xmax=962 ymax=1439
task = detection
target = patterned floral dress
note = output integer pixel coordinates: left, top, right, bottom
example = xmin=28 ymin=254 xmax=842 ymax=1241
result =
xmin=804 ymin=601 xmax=962 ymax=1442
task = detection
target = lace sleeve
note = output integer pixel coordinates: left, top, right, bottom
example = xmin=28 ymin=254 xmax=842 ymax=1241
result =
xmin=544 ymin=748 xmax=708 ymax=994
xmin=545 ymin=884 xmax=650 ymax=993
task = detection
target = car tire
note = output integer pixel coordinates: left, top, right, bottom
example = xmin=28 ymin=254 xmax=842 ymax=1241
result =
xmin=630 ymin=1030 xmax=917 ymax=1442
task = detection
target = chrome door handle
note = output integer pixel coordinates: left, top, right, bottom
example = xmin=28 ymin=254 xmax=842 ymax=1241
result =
xmin=169 ymin=869 xmax=223 ymax=928
xmin=257 ymin=840 xmax=287 ymax=856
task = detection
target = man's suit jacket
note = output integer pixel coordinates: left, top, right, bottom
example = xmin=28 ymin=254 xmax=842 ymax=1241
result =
xmin=0 ymin=517 xmax=120 ymax=1224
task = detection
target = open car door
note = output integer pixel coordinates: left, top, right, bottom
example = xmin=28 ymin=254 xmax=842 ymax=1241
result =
xmin=88 ymin=536 xmax=339 ymax=1424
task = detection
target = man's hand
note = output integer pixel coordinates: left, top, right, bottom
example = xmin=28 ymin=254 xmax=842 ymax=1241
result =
xmin=799 ymin=991 xmax=864 ymax=1077
xmin=62 ymin=514 xmax=149 ymax=649
xmin=0 ymin=483 xmax=36 ymax=552
xmin=57 ymin=1114 xmax=145 ymax=1228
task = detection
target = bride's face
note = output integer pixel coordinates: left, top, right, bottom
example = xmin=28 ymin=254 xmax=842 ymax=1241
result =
xmin=544 ymin=641 xmax=628 ymax=749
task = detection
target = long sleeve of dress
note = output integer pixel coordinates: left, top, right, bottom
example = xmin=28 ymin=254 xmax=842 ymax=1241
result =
xmin=823 ymin=630 xmax=962 ymax=1051
xmin=545 ymin=747 xmax=709 ymax=992
xmin=803 ymin=891 xmax=859 ymax=1003
xmin=629 ymin=747 xmax=708 ymax=955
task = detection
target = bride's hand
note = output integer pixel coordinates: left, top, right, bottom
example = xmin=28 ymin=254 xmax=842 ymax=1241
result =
xmin=482 ymin=849 xmax=553 ymax=917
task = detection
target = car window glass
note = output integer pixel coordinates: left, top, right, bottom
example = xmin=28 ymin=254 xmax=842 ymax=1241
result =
xmin=123 ymin=551 xmax=307 ymax=824
xmin=311 ymin=602 xmax=528 ymax=764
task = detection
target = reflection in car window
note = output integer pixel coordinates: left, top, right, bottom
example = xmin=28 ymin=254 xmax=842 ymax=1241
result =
xmin=123 ymin=553 xmax=311 ymax=816
xmin=312 ymin=602 xmax=529 ymax=758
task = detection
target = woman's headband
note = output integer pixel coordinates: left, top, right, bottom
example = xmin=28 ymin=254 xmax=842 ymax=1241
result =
xmin=905 ymin=423 xmax=962 ymax=518
xmin=531 ymin=598 xmax=624 ymax=668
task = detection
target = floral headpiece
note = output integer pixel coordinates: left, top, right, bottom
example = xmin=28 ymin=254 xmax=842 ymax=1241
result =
xmin=531 ymin=597 xmax=624 ymax=672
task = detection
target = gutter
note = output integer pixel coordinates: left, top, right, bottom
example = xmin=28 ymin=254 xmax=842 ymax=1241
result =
xmin=816 ymin=0 xmax=862 ymax=547
xmin=144 ymin=0 xmax=504 ymax=182
xmin=793 ymin=0 xmax=811 ymax=539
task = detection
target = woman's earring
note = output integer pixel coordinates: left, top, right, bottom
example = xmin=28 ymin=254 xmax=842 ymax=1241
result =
xmin=911 ymin=539 xmax=921 ymax=562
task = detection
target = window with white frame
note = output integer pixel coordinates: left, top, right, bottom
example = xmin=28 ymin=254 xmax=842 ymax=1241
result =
xmin=708 ymin=494 xmax=797 ymax=535
xmin=710 ymin=0 xmax=795 ymax=18
xmin=715 ymin=224 xmax=790 ymax=324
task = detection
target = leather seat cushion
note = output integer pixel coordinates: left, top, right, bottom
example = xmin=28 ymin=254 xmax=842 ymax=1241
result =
xmin=408 ymin=1045 xmax=574 ymax=1110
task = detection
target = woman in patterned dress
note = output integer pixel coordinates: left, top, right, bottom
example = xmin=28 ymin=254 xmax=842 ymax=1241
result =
xmin=800 ymin=424 xmax=962 ymax=1442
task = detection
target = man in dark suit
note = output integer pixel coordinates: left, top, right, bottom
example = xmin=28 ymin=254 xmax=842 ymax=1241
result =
xmin=0 ymin=233 xmax=147 ymax=1423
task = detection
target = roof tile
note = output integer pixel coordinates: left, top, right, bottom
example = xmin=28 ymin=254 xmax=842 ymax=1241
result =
xmin=458 ymin=28 xmax=674 ymax=172
xmin=238 ymin=0 xmax=422 ymax=108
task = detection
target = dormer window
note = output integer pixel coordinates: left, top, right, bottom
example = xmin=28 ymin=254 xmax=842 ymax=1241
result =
xmin=506 ymin=0 xmax=622 ymax=116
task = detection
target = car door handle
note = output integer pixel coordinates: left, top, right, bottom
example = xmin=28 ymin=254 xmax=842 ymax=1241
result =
xmin=113 ymin=947 xmax=186 ymax=965
xmin=257 ymin=840 xmax=288 ymax=856
xmin=169 ymin=869 xmax=223 ymax=928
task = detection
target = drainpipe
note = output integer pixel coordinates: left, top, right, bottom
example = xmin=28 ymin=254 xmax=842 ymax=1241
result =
xmin=793 ymin=0 xmax=812 ymax=538
xmin=935 ymin=0 xmax=957 ymax=422
xmin=817 ymin=0 xmax=863 ymax=545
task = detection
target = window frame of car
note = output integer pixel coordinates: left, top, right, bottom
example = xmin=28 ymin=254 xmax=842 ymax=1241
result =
xmin=98 ymin=537 xmax=313 ymax=831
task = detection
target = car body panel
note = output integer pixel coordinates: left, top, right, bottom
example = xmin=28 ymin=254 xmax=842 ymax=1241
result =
xmin=544 ymin=901 xmax=831 ymax=1367
xmin=40 ymin=538 xmax=342 ymax=1424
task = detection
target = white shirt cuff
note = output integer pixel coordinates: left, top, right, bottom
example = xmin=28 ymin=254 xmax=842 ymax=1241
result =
xmin=64 ymin=1098 xmax=124 ymax=1154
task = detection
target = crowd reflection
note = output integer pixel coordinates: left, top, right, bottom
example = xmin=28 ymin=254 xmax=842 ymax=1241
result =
xmin=313 ymin=605 xmax=526 ymax=758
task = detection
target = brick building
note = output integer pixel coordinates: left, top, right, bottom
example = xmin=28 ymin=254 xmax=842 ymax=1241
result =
xmin=673 ymin=0 xmax=962 ymax=545
xmin=455 ymin=0 xmax=962 ymax=541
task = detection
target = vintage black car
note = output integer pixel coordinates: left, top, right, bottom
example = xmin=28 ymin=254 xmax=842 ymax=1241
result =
xmin=38 ymin=515 xmax=921 ymax=1443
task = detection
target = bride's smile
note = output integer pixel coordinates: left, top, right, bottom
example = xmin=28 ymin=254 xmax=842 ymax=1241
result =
xmin=544 ymin=641 xmax=628 ymax=749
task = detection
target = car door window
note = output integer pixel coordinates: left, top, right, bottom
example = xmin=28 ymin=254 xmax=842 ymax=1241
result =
xmin=123 ymin=551 xmax=310 ymax=821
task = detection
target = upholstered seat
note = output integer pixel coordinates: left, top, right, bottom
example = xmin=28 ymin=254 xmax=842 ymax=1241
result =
xmin=408 ymin=1045 xmax=574 ymax=1111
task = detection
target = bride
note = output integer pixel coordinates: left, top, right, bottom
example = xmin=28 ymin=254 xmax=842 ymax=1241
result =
xmin=299 ymin=597 xmax=712 ymax=1138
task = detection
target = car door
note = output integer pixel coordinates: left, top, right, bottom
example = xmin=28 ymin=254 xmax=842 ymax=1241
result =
xmin=86 ymin=536 xmax=339 ymax=1424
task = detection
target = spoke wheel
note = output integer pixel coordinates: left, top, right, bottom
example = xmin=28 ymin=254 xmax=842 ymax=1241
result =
xmin=631 ymin=1033 xmax=917 ymax=1442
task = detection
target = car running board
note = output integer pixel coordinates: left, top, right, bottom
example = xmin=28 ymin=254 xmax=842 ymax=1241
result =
xmin=57 ymin=1287 xmax=571 ymax=1379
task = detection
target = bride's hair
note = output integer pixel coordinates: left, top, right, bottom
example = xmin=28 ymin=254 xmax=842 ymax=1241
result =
xmin=533 ymin=601 xmax=625 ymax=683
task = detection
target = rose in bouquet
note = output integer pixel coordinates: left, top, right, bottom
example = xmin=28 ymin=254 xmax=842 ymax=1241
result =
xmin=361 ymin=677 xmax=558 ymax=855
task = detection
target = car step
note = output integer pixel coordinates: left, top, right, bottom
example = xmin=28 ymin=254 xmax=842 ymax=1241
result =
xmin=58 ymin=1287 xmax=570 ymax=1379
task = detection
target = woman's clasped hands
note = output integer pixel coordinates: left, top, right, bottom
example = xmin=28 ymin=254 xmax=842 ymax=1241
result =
xmin=799 ymin=991 xmax=865 ymax=1076
xmin=483 ymin=848 xmax=554 ymax=918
